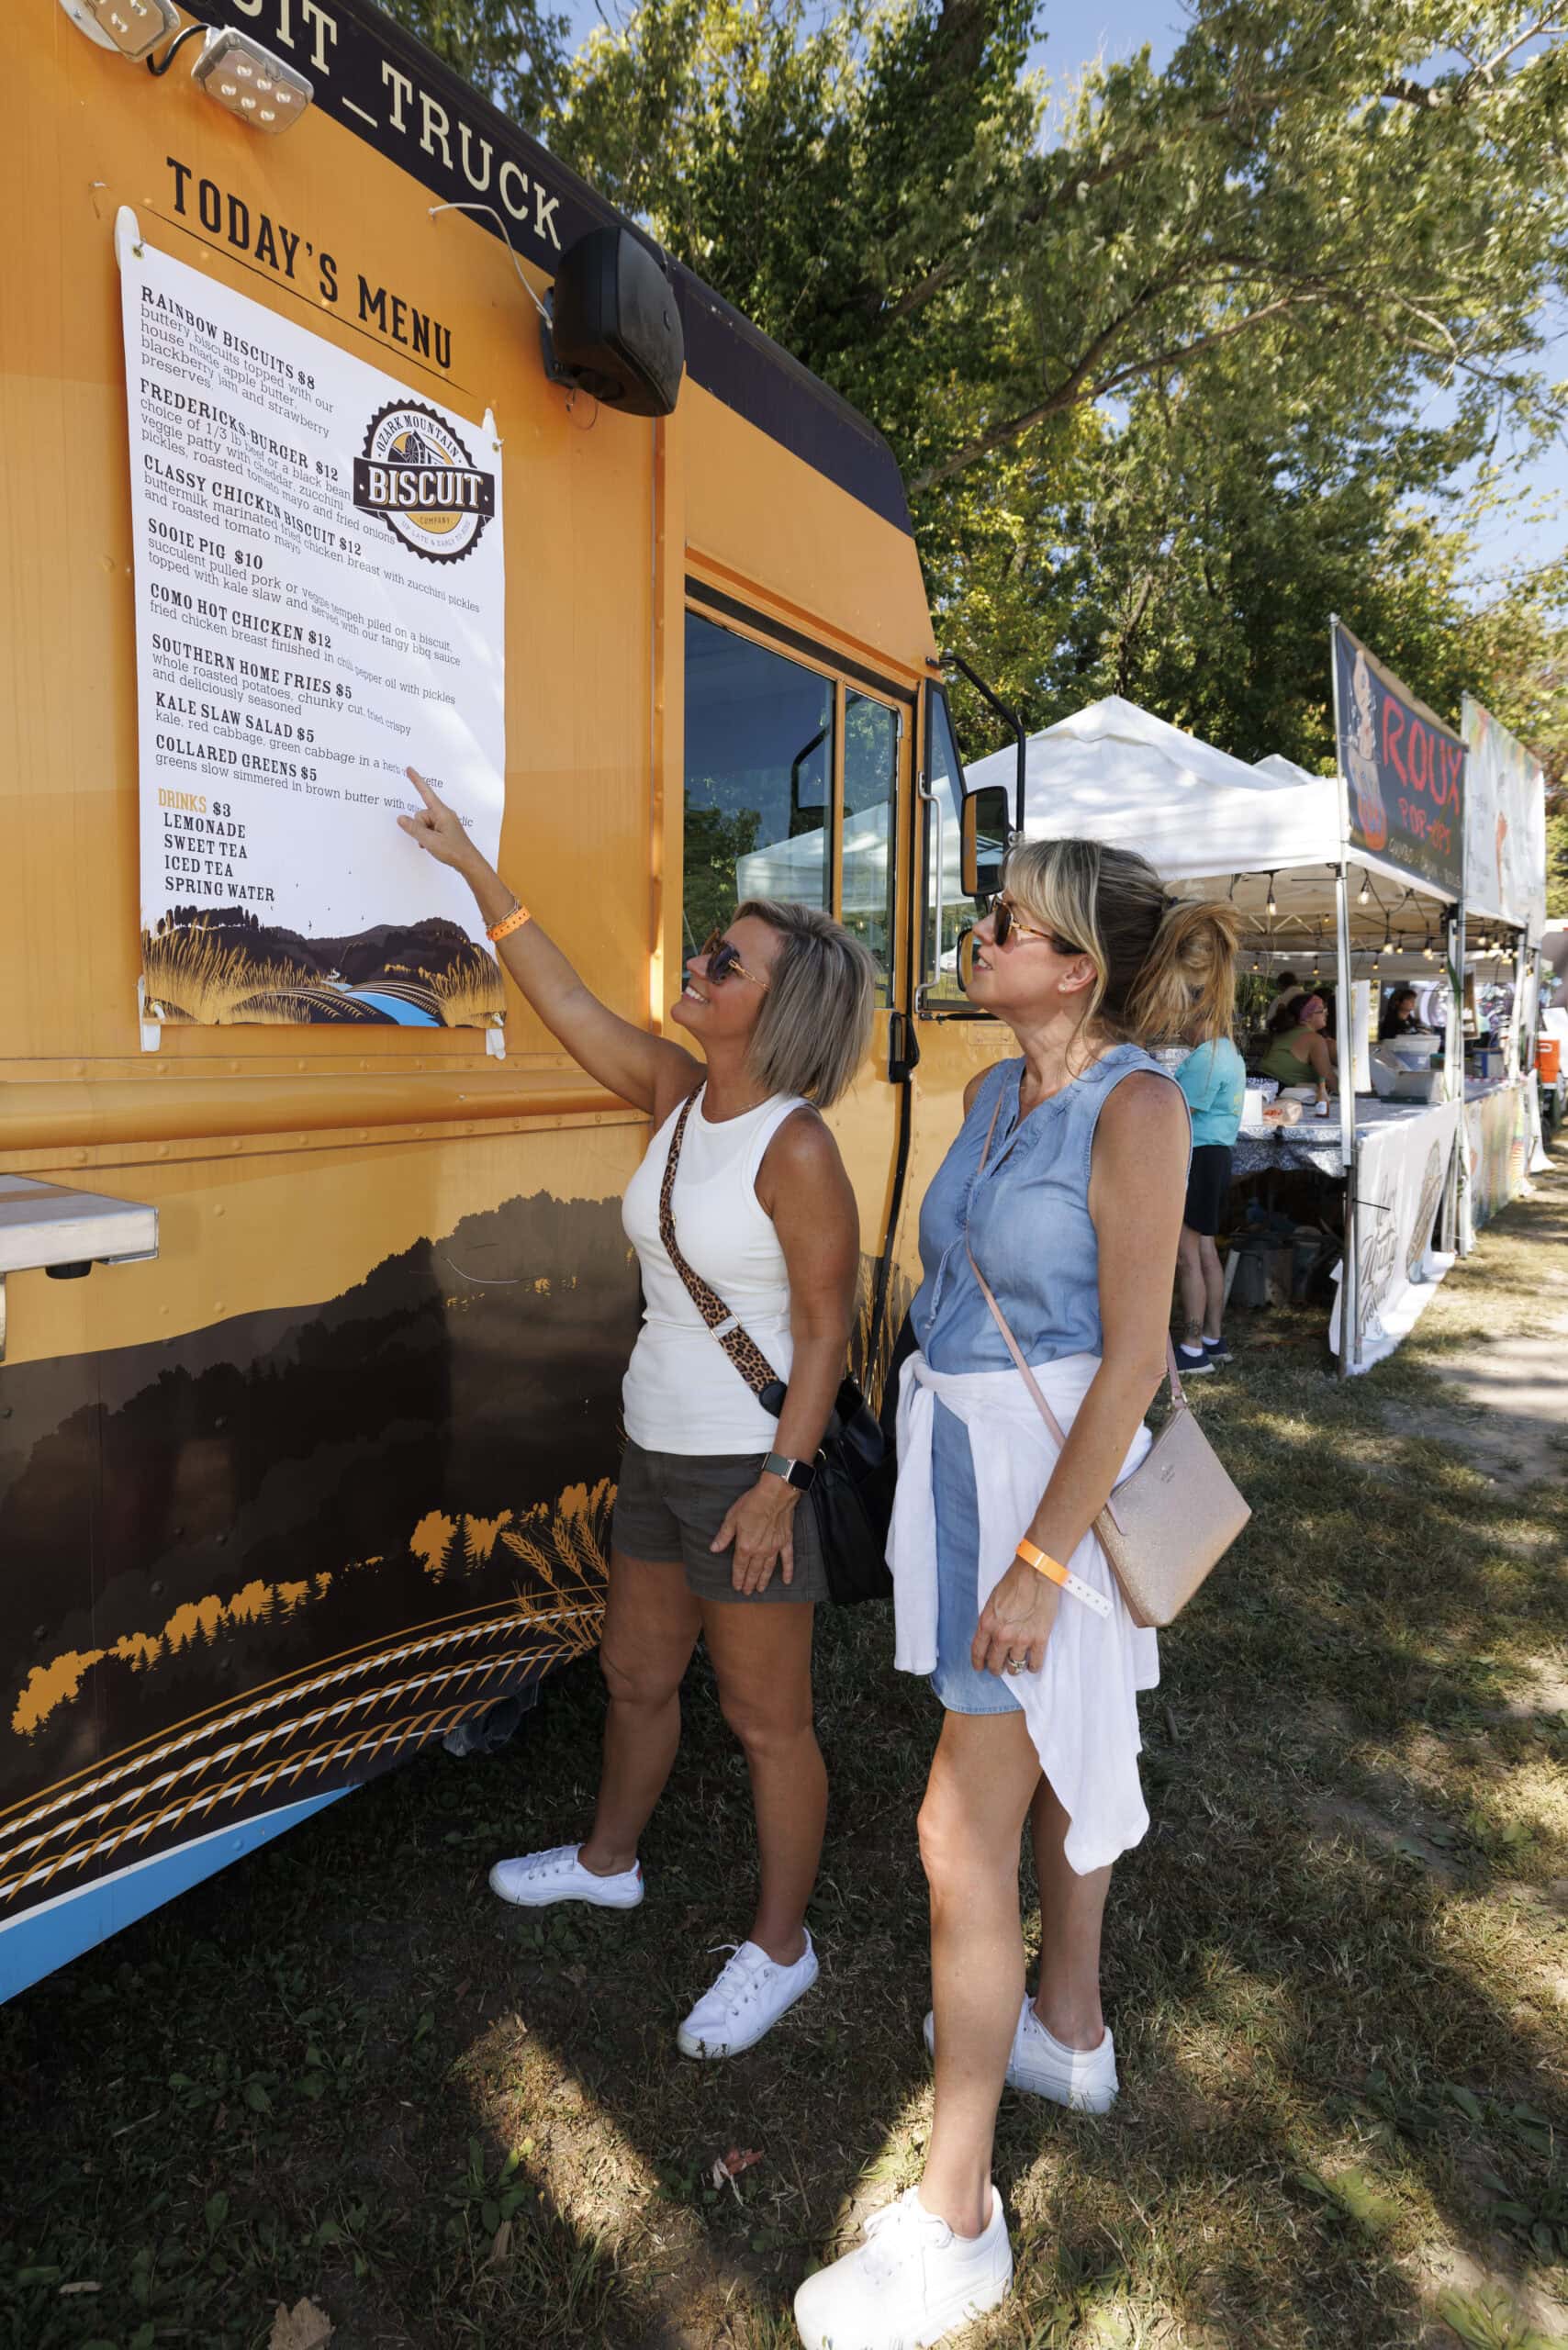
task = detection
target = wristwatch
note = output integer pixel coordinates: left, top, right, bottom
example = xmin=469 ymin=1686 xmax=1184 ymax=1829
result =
xmin=763 ymin=1450 xmax=818 ymax=1493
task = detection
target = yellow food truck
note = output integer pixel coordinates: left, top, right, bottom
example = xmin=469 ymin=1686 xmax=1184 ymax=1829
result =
xmin=1 ymin=0 xmax=1015 ymax=1998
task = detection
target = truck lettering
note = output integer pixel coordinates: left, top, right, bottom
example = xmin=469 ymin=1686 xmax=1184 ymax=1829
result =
xmin=498 ymin=159 xmax=530 ymax=226
xmin=355 ymin=278 xmax=453 ymax=369
xmin=420 ymin=93 xmax=453 ymax=172
xmin=459 ymin=123 xmax=493 ymax=195
xmin=299 ymin=1 xmax=337 ymax=74
xmin=381 ymin=60 xmax=413 ymax=131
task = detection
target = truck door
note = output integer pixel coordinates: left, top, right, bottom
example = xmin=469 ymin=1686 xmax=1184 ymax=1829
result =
xmin=681 ymin=603 xmax=911 ymax=1395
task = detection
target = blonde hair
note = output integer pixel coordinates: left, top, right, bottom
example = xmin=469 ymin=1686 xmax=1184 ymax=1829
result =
xmin=734 ymin=899 xmax=876 ymax=1106
xmin=1002 ymin=838 xmax=1240 ymax=1049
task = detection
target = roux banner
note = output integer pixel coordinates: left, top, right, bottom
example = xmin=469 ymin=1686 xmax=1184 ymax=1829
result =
xmin=1332 ymin=621 xmax=1464 ymax=898
xmin=118 ymin=213 xmax=507 ymax=1029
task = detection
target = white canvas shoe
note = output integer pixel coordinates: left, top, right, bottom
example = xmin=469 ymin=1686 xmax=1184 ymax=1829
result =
xmin=676 ymin=1933 xmax=818 ymax=2058
xmin=487 ymin=1843 xmax=644 ymax=1909
xmin=923 ymin=1994 xmax=1118 ymax=2112
xmin=793 ymin=2184 xmax=1013 ymax=2350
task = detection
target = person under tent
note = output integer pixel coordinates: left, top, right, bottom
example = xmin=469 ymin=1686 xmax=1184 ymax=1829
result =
xmin=1261 ymin=969 xmax=1302 ymax=1028
xmin=1256 ymin=990 xmax=1335 ymax=1111
xmin=1378 ymin=985 xmax=1422 ymax=1040
xmin=1171 ymin=1028 xmax=1247 ymax=1375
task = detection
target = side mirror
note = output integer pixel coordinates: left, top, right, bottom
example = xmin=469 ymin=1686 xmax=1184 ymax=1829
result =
xmin=543 ymin=227 xmax=685 ymax=417
xmin=960 ymin=785 xmax=1010 ymax=901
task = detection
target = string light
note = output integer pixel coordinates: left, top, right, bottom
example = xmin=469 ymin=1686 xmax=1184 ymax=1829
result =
xmin=1265 ymin=872 xmax=1278 ymax=917
xmin=1358 ymin=877 xmax=1370 ymax=905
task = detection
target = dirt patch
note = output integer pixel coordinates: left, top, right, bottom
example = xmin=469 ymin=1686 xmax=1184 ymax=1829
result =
xmin=1487 ymin=1658 xmax=1568 ymax=1724
xmin=1305 ymin=1793 xmax=1463 ymax=1883
xmin=1379 ymin=1387 xmax=1567 ymax=1484
xmin=1408 ymin=2241 xmax=1568 ymax=2344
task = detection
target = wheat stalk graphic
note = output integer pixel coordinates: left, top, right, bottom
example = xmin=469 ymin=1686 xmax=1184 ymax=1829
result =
xmin=502 ymin=1479 xmax=613 ymax=1661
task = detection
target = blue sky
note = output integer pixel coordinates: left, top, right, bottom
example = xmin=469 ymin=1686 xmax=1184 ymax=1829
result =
xmin=558 ymin=0 xmax=1564 ymax=589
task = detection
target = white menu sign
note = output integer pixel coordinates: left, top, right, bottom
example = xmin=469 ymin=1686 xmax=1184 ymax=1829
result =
xmin=117 ymin=210 xmax=506 ymax=1029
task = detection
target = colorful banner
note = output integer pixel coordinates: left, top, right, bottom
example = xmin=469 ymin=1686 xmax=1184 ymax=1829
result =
xmin=1332 ymin=621 xmax=1464 ymax=897
xmin=118 ymin=215 xmax=507 ymax=1028
xmin=1461 ymin=1081 xmax=1530 ymax=1246
xmin=1461 ymin=696 xmax=1549 ymax=937
xmin=1329 ymin=1100 xmax=1462 ymax=1371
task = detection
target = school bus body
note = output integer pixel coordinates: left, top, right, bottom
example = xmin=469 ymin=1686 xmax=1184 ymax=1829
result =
xmin=0 ymin=0 xmax=997 ymax=1998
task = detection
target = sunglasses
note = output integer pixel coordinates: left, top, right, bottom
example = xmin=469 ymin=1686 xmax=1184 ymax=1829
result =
xmin=696 ymin=926 xmax=771 ymax=990
xmin=988 ymin=892 xmax=1080 ymax=956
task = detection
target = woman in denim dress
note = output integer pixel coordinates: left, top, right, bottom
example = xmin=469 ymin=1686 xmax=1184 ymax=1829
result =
xmin=796 ymin=839 xmax=1239 ymax=2350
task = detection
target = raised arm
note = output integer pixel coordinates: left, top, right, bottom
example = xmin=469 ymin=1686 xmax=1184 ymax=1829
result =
xmin=1303 ymin=1030 xmax=1334 ymax=1098
xmin=399 ymin=769 xmax=700 ymax=1116
xmin=970 ymin=1069 xmax=1189 ymax=1677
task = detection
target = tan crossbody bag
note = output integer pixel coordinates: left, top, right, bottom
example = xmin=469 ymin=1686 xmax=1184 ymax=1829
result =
xmin=965 ymin=1084 xmax=1250 ymax=1628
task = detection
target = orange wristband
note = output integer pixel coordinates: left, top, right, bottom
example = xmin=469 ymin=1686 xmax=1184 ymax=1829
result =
xmin=487 ymin=901 xmax=532 ymax=943
xmin=1014 ymin=1535 xmax=1067 ymax=1587
xmin=1014 ymin=1536 xmax=1113 ymax=1621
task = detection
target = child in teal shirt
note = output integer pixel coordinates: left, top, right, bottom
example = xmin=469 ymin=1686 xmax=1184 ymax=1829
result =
xmin=1173 ymin=1036 xmax=1246 ymax=1371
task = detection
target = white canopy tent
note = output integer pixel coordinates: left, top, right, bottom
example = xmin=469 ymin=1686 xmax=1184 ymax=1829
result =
xmin=963 ymin=697 xmax=1456 ymax=938
xmin=964 ymin=696 xmax=1464 ymax=1371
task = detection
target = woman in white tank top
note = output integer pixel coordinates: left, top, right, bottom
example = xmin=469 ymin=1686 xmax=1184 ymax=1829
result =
xmin=401 ymin=771 xmax=875 ymax=2061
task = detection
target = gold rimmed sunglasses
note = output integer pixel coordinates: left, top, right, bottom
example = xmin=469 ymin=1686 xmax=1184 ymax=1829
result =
xmin=987 ymin=891 xmax=1080 ymax=954
xmin=695 ymin=926 xmax=771 ymax=990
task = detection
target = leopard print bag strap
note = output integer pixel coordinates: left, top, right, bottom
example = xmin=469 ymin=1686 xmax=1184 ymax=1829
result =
xmin=658 ymin=1091 xmax=785 ymax=1396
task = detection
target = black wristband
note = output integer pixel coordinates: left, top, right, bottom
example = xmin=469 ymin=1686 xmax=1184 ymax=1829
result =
xmin=763 ymin=1450 xmax=817 ymax=1493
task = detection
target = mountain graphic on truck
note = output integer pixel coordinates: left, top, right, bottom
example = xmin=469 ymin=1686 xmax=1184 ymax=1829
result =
xmin=142 ymin=906 xmax=504 ymax=1026
xmin=352 ymin=400 xmax=496 ymax=562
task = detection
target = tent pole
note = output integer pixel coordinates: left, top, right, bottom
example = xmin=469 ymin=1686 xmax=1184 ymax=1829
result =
xmin=1440 ymin=906 xmax=1462 ymax=1253
xmin=1335 ymin=858 xmax=1357 ymax=1374
xmin=1451 ymin=898 xmax=1470 ymax=1258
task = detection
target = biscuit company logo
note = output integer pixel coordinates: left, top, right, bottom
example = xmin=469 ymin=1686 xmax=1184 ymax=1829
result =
xmin=352 ymin=401 xmax=495 ymax=563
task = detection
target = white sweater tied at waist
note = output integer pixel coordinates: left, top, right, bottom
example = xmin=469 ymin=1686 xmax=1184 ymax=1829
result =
xmin=889 ymin=1348 xmax=1159 ymax=1874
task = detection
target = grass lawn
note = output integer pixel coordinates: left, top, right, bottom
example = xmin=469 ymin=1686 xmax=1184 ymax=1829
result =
xmin=3 ymin=1150 xmax=1565 ymax=2350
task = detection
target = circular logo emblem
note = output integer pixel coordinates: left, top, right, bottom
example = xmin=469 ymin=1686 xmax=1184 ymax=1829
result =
xmin=352 ymin=401 xmax=496 ymax=565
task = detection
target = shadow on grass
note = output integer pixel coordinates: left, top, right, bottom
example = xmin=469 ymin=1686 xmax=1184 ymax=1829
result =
xmin=3 ymin=1172 xmax=1566 ymax=2348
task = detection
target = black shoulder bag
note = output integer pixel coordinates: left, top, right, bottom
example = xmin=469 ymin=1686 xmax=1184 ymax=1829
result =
xmin=657 ymin=1091 xmax=893 ymax=1606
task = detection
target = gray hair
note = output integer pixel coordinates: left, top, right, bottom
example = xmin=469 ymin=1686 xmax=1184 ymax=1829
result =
xmin=734 ymin=899 xmax=876 ymax=1107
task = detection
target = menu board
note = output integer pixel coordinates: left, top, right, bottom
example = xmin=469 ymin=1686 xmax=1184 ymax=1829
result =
xmin=118 ymin=211 xmax=506 ymax=1028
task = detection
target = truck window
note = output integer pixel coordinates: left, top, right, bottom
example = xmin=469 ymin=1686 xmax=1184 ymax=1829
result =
xmin=924 ymin=687 xmax=969 ymax=1003
xmin=841 ymin=691 xmax=899 ymax=1003
xmin=685 ymin=612 xmax=833 ymax=946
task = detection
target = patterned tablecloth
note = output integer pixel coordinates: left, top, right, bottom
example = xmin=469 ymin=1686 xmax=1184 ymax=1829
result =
xmin=1229 ymin=1096 xmax=1450 ymax=1181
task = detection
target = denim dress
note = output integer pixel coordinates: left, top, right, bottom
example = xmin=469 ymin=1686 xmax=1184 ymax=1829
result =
xmin=908 ymin=1046 xmax=1170 ymax=1714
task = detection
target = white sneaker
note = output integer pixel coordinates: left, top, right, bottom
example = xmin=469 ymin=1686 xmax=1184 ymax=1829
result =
xmin=487 ymin=1842 xmax=644 ymax=1909
xmin=923 ymin=1994 xmax=1117 ymax=2112
xmin=793 ymin=2184 xmax=1012 ymax=2350
xmin=676 ymin=1933 xmax=819 ymax=2059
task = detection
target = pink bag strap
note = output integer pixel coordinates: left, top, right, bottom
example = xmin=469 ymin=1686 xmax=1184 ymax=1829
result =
xmin=963 ymin=1077 xmax=1186 ymax=1533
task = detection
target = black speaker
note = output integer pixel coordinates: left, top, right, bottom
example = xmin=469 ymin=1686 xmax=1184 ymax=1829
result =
xmin=543 ymin=226 xmax=685 ymax=418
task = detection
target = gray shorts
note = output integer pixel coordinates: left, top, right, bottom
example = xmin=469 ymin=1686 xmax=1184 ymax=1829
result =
xmin=611 ymin=1441 xmax=828 ymax=1604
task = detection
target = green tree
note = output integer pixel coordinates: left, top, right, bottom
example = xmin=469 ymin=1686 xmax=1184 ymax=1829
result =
xmin=398 ymin=0 xmax=1568 ymax=812
xmin=553 ymin=0 xmax=1566 ymax=776
xmin=376 ymin=0 xmax=569 ymax=126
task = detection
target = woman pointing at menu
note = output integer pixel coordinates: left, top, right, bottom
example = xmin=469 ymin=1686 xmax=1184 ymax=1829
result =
xmin=398 ymin=768 xmax=877 ymax=2065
